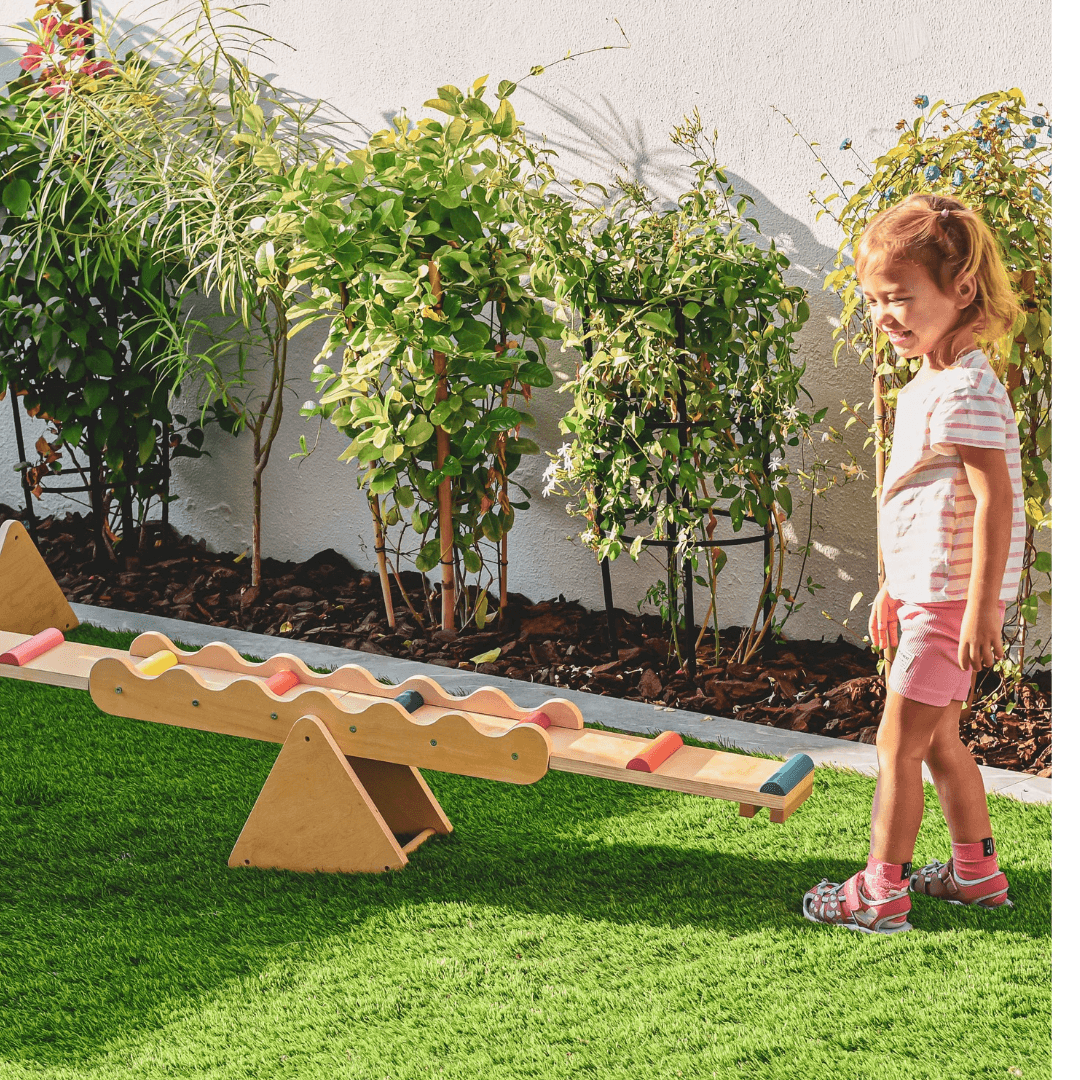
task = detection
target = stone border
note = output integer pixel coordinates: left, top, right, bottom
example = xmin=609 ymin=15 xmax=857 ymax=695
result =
xmin=72 ymin=603 xmax=1051 ymax=805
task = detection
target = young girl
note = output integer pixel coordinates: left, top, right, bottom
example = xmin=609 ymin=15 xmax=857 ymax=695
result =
xmin=803 ymin=193 xmax=1026 ymax=934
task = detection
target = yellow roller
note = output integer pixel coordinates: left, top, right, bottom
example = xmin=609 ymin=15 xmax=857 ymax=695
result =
xmin=136 ymin=649 xmax=178 ymax=677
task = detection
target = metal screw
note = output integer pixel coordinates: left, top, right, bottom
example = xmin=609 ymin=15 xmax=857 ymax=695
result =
xmin=115 ymin=687 xmax=122 ymax=694
xmin=512 ymin=753 xmax=519 ymax=760
xmin=430 ymin=739 xmax=437 ymax=746
xmin=349 ymin=725 xmax=356 ymax=733
xmin=270 ymin=713 xmax=278 ymax=720
xmin=192 ymin=700 xmax=199 ymax=707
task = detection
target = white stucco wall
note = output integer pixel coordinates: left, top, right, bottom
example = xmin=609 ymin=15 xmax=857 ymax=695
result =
xmin=0 ymin=0 xmax=1051 ymax=642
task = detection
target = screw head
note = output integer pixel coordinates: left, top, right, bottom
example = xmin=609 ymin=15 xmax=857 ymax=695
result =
xmin=512 ymin=752 xmax=519 ymax=760
xmin=115 ymin=686 xmax=123 ymax=694
xmin=430 ymin=739 xmax=437 ymax=747
xmin=349 ymin=725 xmax=356 ymax=733
xmin=270 ymin=713 xmax=278 ymax=720
xmin=191 ymin=699 xmax=199 ymax=707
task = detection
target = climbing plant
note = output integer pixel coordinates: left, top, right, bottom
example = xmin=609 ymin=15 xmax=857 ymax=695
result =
xmin=783 ymin=89 xmax=1051 ymax=682
xmin=518 ymin=113 xmax=827 ymax=666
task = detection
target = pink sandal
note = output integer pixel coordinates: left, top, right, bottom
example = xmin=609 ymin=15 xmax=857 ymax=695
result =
xmin=909 ymin=859 xmax=1013 ymax=908
xmin=803 ymin=871 xmax=912 ymax=934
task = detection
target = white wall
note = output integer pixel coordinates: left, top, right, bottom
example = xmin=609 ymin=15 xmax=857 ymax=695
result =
xmin=0 ymin=0 xmax=1051 ymax=642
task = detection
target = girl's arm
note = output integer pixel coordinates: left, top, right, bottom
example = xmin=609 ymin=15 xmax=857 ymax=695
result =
xmin=956 ymin=443 xmax=1013 ymax=671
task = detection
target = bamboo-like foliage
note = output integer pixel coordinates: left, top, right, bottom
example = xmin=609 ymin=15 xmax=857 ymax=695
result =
xmin=6 ymin=1 xmax=341 ymax=591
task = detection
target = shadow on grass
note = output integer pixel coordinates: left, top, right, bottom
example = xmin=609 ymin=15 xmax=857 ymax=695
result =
xmin=0 ymin=669 xmax=1050 ymax=1066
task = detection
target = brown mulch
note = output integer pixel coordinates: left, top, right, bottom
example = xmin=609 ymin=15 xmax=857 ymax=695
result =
xmin=3 ymin=506 xmax=1051 ymax=777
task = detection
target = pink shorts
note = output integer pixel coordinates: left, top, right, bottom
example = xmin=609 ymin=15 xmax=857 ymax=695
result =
xmin=888 ymin=598 xmax=1006 ymax=707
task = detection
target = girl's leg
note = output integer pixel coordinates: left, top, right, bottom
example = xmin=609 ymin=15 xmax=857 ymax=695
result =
xmin=923 ymin=703 xmax=993 ymax=844
xmin=869 ymin=688 xmax=964 ymax=864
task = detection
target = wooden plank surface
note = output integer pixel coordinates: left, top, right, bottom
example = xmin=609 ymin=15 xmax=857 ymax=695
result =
xmin=0 ymin=631 xmax=123 ymax=690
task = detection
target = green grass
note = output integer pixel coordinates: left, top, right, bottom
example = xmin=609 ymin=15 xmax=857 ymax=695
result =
xmin=0 ymin=627 xmax=1050 ymax=1079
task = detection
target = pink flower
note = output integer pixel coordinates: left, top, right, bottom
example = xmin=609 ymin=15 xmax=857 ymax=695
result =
xmin=44 ymin=80 xmax=71 ymax=97
xmin=82 ymin=59 xmax=115 ymax=78
xmin=19 ymin=43 xmax=49 ymax=72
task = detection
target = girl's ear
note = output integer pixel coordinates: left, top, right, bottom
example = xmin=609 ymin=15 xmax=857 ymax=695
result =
xmin=955 ymin=273 xmax=977 ymax=308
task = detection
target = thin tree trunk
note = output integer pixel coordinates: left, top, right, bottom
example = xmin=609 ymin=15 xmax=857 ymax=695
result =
xmin=429 ymin=260 xmax=455 ymax=631
xmin=872 ymin=328 xmax=895 ymax=676
xmin=369 ymin=495 xmax=396 ymax=628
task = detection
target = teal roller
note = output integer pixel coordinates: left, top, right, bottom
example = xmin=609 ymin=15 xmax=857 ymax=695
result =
xmin=759 ymin=753 xmax=814 ymax=795
xmin=395 ymin=689 xmax=425 ymax=713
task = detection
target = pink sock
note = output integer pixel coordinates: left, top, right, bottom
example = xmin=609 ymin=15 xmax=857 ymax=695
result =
xmin=953 ymin=838 xmax=999 ymax=880
xmin=863 ymin=855 xmax=910 ymax=900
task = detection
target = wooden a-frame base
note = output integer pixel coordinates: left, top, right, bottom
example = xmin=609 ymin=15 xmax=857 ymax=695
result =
xmin=0 ymin=520 xmax=78 ymax=636
xmin=229 ymin=715 xmax=452 ymax=873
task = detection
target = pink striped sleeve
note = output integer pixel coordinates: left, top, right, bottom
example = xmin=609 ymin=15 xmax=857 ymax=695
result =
xmin=928 ymin=386 xmax=1007 ymax=455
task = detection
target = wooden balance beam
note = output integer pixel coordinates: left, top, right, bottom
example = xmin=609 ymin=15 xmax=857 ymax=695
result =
xmin=0 ymin=519 xmax=815 ymax=874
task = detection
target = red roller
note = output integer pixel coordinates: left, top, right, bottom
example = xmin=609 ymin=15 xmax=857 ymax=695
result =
xmin=0 ymin=627 xmax=64 ymax=667
xmin=517 ymin=710 xmax=552 ymax=729
xmin=265 ymin=669 xmax=301 ymax=696
xmin=626 ymin=730 xmax=683 ymax=773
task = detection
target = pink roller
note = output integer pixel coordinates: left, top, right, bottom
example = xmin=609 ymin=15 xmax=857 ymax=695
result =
xmin=517 ymin=710 xmax=552 ymax=729
xmin=265 ymin=669 xmax=300 ymax=696
xmin=626 ymin=730 xmax=683 ymax=773
xmin=0 ymin=627 xmax=65 ymax=667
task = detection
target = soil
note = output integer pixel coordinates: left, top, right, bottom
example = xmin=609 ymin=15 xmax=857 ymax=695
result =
xmin=4 ymin=506 xmax=1051 ymax=777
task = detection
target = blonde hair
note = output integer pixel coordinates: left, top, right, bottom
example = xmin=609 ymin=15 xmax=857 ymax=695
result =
xmin=854 ymin=193 xmax=1023 ymax=368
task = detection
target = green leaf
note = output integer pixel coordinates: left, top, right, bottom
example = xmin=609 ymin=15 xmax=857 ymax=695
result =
xmin=517 ymin=361 xmax=553 ymax=388
xmin=83 ymin=382 xmax=109 ymax=411
xmin=424 ymin=98 xmax=459 ymax=116
xmin=496 ymin=80 xmax=517 ymax=99
xmin=2 ymin=179 xmax=31 ymax=216
xmin=403 ymin=418 xmax=434 ymax=446
xmin=640 ymin=310 xmax=674 ymax=334
xmin=490 ymin=98 xmax=515 ymax=138
xmin=1033 ymin=550 xmax=1051 ymax=573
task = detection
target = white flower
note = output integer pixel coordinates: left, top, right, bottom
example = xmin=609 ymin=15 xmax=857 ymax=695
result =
xmin=247 ymin=216 xmax=267 ymax=233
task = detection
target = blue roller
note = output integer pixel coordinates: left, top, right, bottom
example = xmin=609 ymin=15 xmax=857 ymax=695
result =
xmin=395 ymin=689 xmax=425 ymax=713
xmin=759 ymin=753 xmax=814 ymax=795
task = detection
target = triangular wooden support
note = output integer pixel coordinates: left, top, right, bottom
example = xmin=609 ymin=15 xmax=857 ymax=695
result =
xmin=0 ymin=520 xmax=78 ymax=636
xmin=229 ymin=714 xmax=451 ymax=874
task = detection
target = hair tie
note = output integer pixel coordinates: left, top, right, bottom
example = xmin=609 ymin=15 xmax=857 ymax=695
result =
xmin=940 ymin=208 xmax=950 ymax=219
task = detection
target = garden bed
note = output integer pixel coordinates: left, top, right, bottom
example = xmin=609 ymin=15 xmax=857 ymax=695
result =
xmin=3 ymin=506 xmax=1050 ymax=777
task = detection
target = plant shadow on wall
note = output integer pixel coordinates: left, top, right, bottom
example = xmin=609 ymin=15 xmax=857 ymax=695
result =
xmin=777 ymin=89 xmax=1051 ymax=722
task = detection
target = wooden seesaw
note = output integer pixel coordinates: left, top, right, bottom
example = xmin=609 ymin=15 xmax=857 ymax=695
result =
xmin=0 ymin=519 xmax=815 ymax=874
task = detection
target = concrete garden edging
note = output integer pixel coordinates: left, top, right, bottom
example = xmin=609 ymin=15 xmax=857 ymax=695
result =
xmin=72 ymin=603 xmax=1051 ymax=805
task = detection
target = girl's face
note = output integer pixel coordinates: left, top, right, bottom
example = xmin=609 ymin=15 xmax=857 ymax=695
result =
xmin=859 ymin=257 xmax=974 ymax=368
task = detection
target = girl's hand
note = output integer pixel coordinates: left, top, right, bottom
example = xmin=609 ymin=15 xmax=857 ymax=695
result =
xmin=869 ymin=584 xmax=899 ymax=652
xmin=958 ymin=603 xmax=1005 ymax=672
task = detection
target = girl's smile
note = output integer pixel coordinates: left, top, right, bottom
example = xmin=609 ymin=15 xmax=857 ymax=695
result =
xmin=860 ymin=258 xmax=976 ymax=369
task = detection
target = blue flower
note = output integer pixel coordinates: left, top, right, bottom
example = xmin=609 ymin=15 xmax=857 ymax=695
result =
xmin=952 ymin=168 xmax=964 ymax=186
xmin=973 ymin=162 xmax=984 ymax=177
xmin=993 ymin=115 xmax=1010 ymax=134
xmin=924 ymin=164 xmax=941 ymax=181
xmin=839 ymin=137 xmax=852 ymax=150
xmin=884 ymin=187 xmax=896 ymax=200
xmin=977 ymin=138 xmax=992 ymax=152
xmin=1031 ymin=115 xmax=1046 ymax=127
xmin=914 ymin=94 xmax=929 ymax=109
xmin=1048 ymin=125 xmax=1052 ymax=137
xmin=1023 ymin=134 xmax=1037 ymax=149
xmin=1032 ymin=186 xmax=1043 ymax=202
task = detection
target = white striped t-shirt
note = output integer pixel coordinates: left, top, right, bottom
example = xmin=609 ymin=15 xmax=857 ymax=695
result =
xmin=879 ymin=349 xmax=1025 ymax=603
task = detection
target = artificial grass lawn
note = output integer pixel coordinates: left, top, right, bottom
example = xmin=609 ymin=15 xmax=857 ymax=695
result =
xmin=0 ymin=626 xmax=1050 ymax=1079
